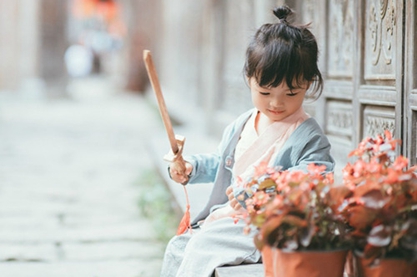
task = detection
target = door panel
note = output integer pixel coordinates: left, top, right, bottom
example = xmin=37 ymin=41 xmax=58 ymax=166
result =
xmin=363 ymin=0 xmax=397 ymax=82
xmin=358 ymin=0 xmax=403 ymax=146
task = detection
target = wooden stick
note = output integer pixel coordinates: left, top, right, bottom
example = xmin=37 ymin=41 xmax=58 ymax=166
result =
xmin=143 ymin=50 xmax=179 ymax=154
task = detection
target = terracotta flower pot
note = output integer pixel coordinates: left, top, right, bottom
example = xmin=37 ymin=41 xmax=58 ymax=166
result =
xmin=262 ymin=246 xmax=348 ymax=277
xmin=356 ymin=256 xmax=417 ymax=277
xmin=261 ymin=245 xmax=274 ymax=277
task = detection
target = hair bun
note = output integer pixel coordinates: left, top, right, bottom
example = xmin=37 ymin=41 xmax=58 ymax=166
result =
xmin=273 ymin=5 xmax=293 ymax=23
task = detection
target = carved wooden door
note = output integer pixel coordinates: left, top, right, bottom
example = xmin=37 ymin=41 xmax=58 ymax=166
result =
xmin=297 ymin=0 xmax=412 ymax=176
xmin=404 ymin=1 xmax=417 ymax=166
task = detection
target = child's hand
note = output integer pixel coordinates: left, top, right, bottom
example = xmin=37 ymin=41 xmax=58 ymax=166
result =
xmin=226 ymin=186 xmax=242 ymax=211
xmin=169 ymin=161 xmax=192 ymax=184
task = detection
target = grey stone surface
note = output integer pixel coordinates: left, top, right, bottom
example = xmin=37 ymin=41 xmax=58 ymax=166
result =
xmin=215 ymin=264 xmax=264 ymax=277
xmin=0 ymin=77 xmax=166 ymax=276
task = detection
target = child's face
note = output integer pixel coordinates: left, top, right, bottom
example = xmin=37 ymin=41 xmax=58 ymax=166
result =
xmin=249 ymin=77 xmax=309 ymax=122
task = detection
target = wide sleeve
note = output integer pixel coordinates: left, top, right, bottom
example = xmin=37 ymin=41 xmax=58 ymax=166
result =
xmin=185 ymin=116 xmax=240 ymax=184
xmin=275 ymin=118 xmax=335 ymax=173
xmin=185 ymin=153 xmax=221 ymax=184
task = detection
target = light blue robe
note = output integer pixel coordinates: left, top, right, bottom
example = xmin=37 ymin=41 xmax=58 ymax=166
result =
xmin=160 ymin=108 xmax=335 ymax=277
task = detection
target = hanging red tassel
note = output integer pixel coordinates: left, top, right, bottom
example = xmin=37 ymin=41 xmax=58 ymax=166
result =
xmin=176 ymin=185 xmax=192 ymax=235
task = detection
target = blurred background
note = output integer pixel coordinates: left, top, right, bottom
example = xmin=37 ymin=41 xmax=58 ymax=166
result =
xmin=0 ymin=0 xmax=414 ymax=276
xmin=0 ymin=0 xmax=276 ymax=117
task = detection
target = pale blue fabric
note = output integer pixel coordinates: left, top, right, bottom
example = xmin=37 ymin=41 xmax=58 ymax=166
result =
xmin=160 ymin=218 xmax=260 ymax=277
xmin=160 ymin=108 xmax=335 ymax=277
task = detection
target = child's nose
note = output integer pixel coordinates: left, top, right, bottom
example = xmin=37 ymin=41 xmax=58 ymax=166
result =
xmin=270 ymin=96 xmax=283 ymax=107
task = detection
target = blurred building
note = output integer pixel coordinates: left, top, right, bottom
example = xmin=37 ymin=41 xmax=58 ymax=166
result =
xmin=0 ymin=0 xmax=416 ymax=173
xmin=0 ymin=0 xmax=128 ymax=97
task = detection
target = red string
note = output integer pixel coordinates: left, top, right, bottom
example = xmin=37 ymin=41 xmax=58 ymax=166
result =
xmin=176 ymin=185 xmax=192 ymax=235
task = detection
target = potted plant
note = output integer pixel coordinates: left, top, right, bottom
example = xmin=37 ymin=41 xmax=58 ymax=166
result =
xmin=341 ymin=130 xmax=417 ymax=277
xmin=242 ymin=163 xmax=352 ymax=277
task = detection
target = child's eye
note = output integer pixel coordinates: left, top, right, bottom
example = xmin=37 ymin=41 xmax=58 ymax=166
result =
xmin=260 ymin=92 xmax=270 ymax=96
xmin=286 ymin=93 xmax=297 ymax=97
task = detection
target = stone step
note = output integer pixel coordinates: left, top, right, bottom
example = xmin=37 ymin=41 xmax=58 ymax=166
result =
xmin=215 ymin=263 xmax=264 ymax=277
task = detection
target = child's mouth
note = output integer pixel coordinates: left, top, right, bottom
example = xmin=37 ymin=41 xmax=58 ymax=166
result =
xmin=268 ymin=109 xmax=284 ymax=115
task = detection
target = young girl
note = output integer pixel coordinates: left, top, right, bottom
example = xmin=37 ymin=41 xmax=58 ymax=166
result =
xmin=160 ymin=5 xmax=334 ymax=277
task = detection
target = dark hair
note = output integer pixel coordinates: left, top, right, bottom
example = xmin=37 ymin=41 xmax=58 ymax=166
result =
xmin=244 ymin=5 xmax=323 ymax=99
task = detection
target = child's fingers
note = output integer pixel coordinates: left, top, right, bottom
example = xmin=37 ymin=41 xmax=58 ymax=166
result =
xmin=169 ymin=168 xmax=184 ymax=183
xmin=169 ymin=162 xmax=191 ymax=184
xmin=230 ymin=198 xmax=242 ymax=210
xmin=174 ymin=173 xmax=186 ymax=183
xmin=184 ymin=162 xmax=193 ymax=176
xmin=226 ymin=186 xmax=235 ymax=201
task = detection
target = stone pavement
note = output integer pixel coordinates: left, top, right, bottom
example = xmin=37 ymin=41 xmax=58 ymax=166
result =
xmin=0 ymin=77 xmax=167 ymax=277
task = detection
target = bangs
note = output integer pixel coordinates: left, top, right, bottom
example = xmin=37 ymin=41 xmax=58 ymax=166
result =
xmin=249 ymin=39 xmax=315 ymax=89
xmin=252 ymin=39 xmax=305 ymax=89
